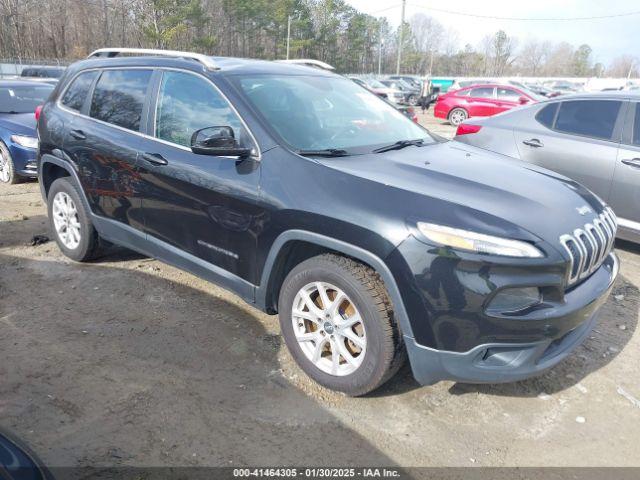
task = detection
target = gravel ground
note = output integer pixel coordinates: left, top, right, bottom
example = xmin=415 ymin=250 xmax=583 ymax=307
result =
xmin=1 ymin=112 xmax=639 ymax=468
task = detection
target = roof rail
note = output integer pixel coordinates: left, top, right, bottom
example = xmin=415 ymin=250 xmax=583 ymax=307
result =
xmin=277 ymin=59 xmax=335 ymax=71
xmin=87 ymin=48 xmax=218 ymax=71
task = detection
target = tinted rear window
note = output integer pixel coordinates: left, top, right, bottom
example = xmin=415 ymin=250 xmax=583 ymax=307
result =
xmin=90 ymin=69 xmax=152 ymax=131
xmin=555 ymin=100 xmax=622 ymax=141
xmin=61 ymin=71 xmax=99 ymax=111
xmin=535 ymin=103 xmax=559 ymax=128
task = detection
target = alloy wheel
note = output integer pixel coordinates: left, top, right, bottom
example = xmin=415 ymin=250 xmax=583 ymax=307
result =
xmin=291 ymin=282 xmax=367 ymax=376
xmin=52 ymin=191 xmax=81 ymax=250
xmin=0 ymin=151 xmax=9 ymax=183
xmin=450 ymin=109 xmax=467 ymax=126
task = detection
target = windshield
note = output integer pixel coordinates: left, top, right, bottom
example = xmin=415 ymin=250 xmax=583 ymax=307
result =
xmin=236 ymin=75 xmax=432 ymax=152
xmin=0 ymin=85 xmax=54 ymax=113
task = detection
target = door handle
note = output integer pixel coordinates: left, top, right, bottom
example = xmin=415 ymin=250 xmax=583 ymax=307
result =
xmin=523 ymin=138 xmax=543 ymax=148
xmin=69 ymin=129 xmax=86 ymax=140
xmin=621 ymin=158 xmax=640 ymax=168
xmin=141 ymin=152 xmax=168 ymax=166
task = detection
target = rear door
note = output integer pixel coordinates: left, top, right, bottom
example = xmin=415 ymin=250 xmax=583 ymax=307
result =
xmin=135 ymin=69 xmax=262 ymax=285
xmin=609 ymin=101 xmax=640 ymax=226
xmin=466 ymin=87 xmax=497 ymax=117
xmin=513 ymin=99 xmax=624 ymax=201
xmin=62 ymin=68 xmax=152 ymax=229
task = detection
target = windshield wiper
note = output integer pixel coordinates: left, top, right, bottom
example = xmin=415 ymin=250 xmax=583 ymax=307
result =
xmin=297 ymin=148 xmax=350 ymax=157
xmin=373 ymin=139 xmax=425 ymax=153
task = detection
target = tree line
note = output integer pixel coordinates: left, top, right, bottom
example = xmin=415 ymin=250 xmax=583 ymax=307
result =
xmin=0 ymin=0 xmax=637 ymax=77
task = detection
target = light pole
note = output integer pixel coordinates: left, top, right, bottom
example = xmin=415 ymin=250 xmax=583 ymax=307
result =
xmin=378 ymin=24 xmax=384 ymax=75
xmin=395 ymin=0 xmax=406 ymax=75
xmin=286 ymin=15 xmax=291 ymax=60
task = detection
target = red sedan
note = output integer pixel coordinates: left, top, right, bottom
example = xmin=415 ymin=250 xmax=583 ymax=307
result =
xmin=434 ymin=84 xmax=540 ymax=126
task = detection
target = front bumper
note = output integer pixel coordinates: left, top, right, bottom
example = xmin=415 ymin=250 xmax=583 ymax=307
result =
xmin=405 ymin=253 xmax=618 ymax=385
xmin=9 ymin=143 xmax=38 ymax=178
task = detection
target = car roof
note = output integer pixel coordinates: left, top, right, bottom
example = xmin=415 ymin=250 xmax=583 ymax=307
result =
xmin=459 ymin=83 xmax=521 ymax=90
xmin=68 ymin=55 xmax=338 ymax=78
xmin=550 ymin=91 xmax=640 ymax=101
xmin=0 ymin=79 xmax=55 ymax=88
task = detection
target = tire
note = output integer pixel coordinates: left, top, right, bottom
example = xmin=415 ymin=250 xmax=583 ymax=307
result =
xmin=407 ymin=95 xmax=418 ymax=106
xmin=448 ymin=107 xmax=468 ymax=126
xmin=0 ymin=141 xmax=20 ymax=184
xmin=47 ymin=177 xmax=103 ymax=262
xmin=278 ymin=254 xmax=406 ymax=396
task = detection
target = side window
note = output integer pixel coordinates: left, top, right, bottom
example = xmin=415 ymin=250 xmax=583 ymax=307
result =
xmin=535 ymin=103 xmax=559 ymax=129
xmin=155 ymin=71 xmax=247 ymax=148
xmin=469 ymin=87 xmax=494 ymax=98
xmin=633 ymin=104 xmax=640 ymax=146
xmin=555 ymin=100 xmax=622 ymax=141
xmin=61 ymin=71 xmax=99 ymax=112
xmin=496 ymin=88 xmax=521 ymax=101
xmin=90 ymin=69 xmax=152 ymax=131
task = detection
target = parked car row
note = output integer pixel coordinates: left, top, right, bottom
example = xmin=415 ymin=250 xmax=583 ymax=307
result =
xmin=348 ymin=75 xmax=433 ymax=107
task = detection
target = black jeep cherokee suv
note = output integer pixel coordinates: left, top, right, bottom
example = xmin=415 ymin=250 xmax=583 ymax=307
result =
xmin=37 ymin=48 xmax=618 ymax=396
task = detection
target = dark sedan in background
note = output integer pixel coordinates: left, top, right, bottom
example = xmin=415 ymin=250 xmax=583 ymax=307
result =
xmin=454 ymin=92 xmax=640 ymax=242
xmin=0 ymin=80 xmax=54 ymax=183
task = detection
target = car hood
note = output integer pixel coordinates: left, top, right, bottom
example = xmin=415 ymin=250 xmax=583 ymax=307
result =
xmin=0 ymin=113 xmax=36 ymax=136
xmin=316 ymin=141 xmax=605 ymax=248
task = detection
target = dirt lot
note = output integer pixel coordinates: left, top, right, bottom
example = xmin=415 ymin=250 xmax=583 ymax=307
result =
xmin=1 ymin=113 xmax=639 ymax=468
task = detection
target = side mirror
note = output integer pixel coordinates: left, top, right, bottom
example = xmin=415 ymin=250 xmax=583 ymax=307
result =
xmin=519 ymin=96 xmax=530 ymax=105
xmin=190 ymin=126 xmax=252 ymax=158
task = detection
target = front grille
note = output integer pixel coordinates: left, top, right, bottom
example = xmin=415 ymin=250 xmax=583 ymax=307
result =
xmin=559 ymin=207 xmax=617 ymax=286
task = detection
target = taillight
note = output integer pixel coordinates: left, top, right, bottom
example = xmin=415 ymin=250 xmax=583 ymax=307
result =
xmin=455 ymin=124 xmax=482 ymax=136
xmin=35 ymin=105 xmax=43 ymax=122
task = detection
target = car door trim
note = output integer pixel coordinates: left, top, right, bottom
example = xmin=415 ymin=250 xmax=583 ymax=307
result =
xmin=56 ymin=66 xmax=262 ymax=161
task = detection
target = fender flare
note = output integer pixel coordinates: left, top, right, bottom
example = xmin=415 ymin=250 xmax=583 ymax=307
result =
xmin=39 ymin=154 xmax=92 ymax=211
xmin=256 ymin=230 xmax=415 ymax=339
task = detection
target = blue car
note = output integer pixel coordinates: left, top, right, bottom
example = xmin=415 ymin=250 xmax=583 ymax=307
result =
xmin=0 ymin=80 xmax=54 ymax=184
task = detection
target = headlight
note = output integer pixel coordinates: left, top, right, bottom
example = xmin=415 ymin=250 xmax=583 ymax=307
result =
xmin=10 ymin=135 xmax=38 ymax=149
xmin=417 ymin=222 xmax=544 ymax=258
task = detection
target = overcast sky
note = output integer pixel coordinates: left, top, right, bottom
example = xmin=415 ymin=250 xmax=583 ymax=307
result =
xmin=343 ymin=0 xmax=639 ymax=65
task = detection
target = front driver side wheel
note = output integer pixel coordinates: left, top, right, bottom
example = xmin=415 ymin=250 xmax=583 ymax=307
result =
xmin=278 ymin=254 xmax=406 ymax=396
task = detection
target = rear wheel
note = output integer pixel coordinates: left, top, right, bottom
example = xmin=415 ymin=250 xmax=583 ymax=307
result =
xmin=0 ymin=142 xmax=19 ymax=184
xmin=47 ymin=177 xmax=103 ymax=262
xmin=407 ymin=94 xmax=418 ymax=106
xmin=448 ymin=107 xmax=468 ymax=126
xmin=278 ymin=254 xmax=406 ymax=396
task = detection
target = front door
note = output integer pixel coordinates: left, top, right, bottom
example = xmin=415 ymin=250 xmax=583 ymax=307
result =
xmin=494 ymin=87 xmax=522 ymax=114
xmin=136 ymin=69 xmax=263 ymax=285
